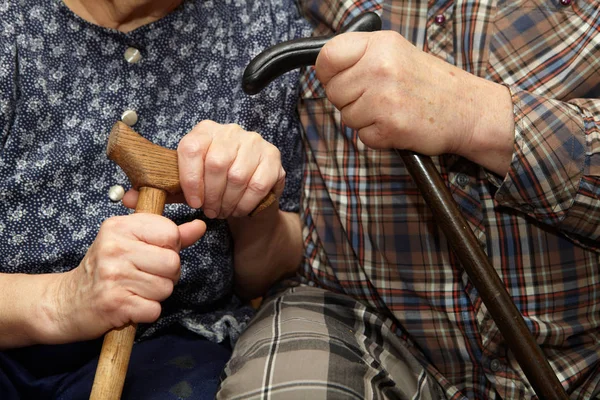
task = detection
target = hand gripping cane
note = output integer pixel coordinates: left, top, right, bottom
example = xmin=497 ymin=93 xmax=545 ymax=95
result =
xmin=89 ymin=122 xmax=276 ymax=399
xmin=242 ymin=12 xmax=568 ymax=400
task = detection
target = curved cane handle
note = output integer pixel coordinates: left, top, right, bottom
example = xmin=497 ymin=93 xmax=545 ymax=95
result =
xmin=241 ymin=12 xmax=568 ymax=400
xmin=242 ymin=12 xmax=381 ymax=95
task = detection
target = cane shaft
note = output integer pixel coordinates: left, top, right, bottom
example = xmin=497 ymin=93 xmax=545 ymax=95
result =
xmin=398 ymin=151 xmax=567 ymax=400
xmin=90 ymin=187 xmax=167 ymax=400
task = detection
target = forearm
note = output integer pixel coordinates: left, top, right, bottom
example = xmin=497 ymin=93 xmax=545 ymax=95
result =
xmin=228 ymin=204 xmax=303 ymax=300
xmin=0 ymin=273 xmax=59 ymax=349
xmin=457 ymin=75 xmax=515 ymax=176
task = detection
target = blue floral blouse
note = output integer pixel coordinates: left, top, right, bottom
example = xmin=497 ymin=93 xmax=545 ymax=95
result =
xmin=0 ymin=0 xmax=310 ymax=343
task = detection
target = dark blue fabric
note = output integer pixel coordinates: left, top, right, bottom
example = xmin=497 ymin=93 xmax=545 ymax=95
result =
xmin=0 ymin=329 xmax=231 ymax=399
xmin=0 ymin=0 xmax=311 ymax=343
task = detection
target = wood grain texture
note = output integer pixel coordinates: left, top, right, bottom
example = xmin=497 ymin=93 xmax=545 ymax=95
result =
xmin=106 ymin=122 xmax=181 ymax=195
xmin=90 ymin=187 xmax=167 ymax=400
xmin=90 ymin=324 xmax=137 ymax=400
xmin=107 ymin=121 xmax=277 ymax=214
xmin=92 ymin=122 xmax=277 ymax=399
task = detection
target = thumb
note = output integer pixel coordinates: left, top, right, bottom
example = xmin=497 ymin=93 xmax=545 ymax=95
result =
xmin=178 ymin=219 xmax=207 ymax=249
xmin=315 ymin=32 xmax=370 ymax=85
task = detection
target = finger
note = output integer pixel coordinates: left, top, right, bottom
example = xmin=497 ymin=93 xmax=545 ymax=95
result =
xmin=323 ymin=66 xmax=367 ymax=110
xmin=103 ymin=214 xmax=182 ymax=251
xmin=122 ymin=296 xmax=162 ymax=325
xmin=122 ymin=189 xmax=138 ymax=209
xmin=178 ymin=219 xmax=206 ymax=249
xmin=271 ymin=166 xmax=286 ymax=200
xmin=339 ymin=93 xmax=377 ymax=131
xmin=357 ymin=124 xmax=392 ymax=150
xmin=203 ymin=133 xmax=239 ymax=219
xmin=315 ymin=32 xmax=370 ymax=86
xmin=219 ymin=140 xmax=262 ymax=218
xmin=233 ymin=154 xmax=282 ymax=217
xmin=178 ymin=121 xmax=214 ymax=209
xmin=120 ymin=239 xmax=181 ymax=282
xmin=124 ymin=269 xmax=175 ymax=302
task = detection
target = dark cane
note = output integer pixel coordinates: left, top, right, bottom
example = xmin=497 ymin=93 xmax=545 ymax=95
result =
xmin=242 ymin=12 xmax=568 ymax=400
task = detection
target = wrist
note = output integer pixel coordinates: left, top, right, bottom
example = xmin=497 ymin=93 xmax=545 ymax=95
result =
xmin=230 ymin=205 xmax=302 ymax=299
xmin=458 ymin=77 xmax=515 ymax=176
xmin=31 ymin=272 xmax=74 ymax=345
xmin=0 ymin=273 xmax=65 ymax=348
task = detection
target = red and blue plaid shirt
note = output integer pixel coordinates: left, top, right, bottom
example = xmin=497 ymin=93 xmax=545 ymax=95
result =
xmin=296 ymin=0 xmax=600 ymax=398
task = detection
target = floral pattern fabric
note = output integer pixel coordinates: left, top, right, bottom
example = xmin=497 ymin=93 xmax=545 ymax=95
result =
xmin=0 ymin=0 xmax=311 ymax=343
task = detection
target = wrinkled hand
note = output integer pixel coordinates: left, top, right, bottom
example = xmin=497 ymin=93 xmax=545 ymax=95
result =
xmin=49 ymin=214 xmax=205 ymax=342
xmin=123 ymin=121 xmax=285 ymax=219
xmin=315 ymin=31 xmax=488 ymax=156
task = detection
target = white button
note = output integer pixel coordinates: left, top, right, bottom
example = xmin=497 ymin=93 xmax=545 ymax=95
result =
xmin=124 ymin=47 xmax=142 ymax=64
xmin=108 ymin=185 xmax=125 ymax=202
xmin=121 ymin=110 xmax=138 ymax=126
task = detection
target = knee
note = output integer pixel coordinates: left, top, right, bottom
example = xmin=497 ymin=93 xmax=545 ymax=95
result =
xmin=216 ymin=288 xmax=366 ymax=399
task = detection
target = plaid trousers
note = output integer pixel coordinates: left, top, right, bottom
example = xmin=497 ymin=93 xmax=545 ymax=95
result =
xmin=217 ymin=286 xmax=444 ymax=399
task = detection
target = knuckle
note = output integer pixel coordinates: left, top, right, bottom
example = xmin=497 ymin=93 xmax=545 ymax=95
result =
xmin=136 ymin=302 xmax=162 ymax=324
xmin=164 ymin=251 xmax=181 ymax=275
xmin=195 ymin=119 xmax=217 ymax=131
xmin=374 ymin=60 xmax=395 ymax=77
xmin=161 ymin=224 xmax=181 ymax=249
xmin=178 ymin=136 xmax=204 ymax=158
xmin=265 ymin=143 xmax=281 ymax=159
xmin=227 ymin=167 xmax=249 ymax=186
xmin=97 ymin=239 xmax=124 ymax=258
xmin=225 ymin=123 xmax=242 ymax=132
xmin=147 ymin=303 xmax=162 ymax=322
xmin=97 ymin=261 xmax=122 ymax=281
xmin=100 ymin=216 xmax=125 ymax=233
xmin=180 ymin=171 xmax=201 ymax=191
xmin=247 ymin=130 xmax=262 ymax=143
xmin=160 ymin=279 xmax=174 ymax=299
xmin=248 ymin=179 xmax=269 ymax=195
xmin=204 ymin=153 xmax=231 ymax=172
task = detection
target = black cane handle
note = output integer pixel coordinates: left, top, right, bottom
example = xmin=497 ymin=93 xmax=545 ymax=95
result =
xmin=242 ymin=12 xmax=567 ymax=400
xmin=242 ymin=12 xmax=381 ymax=95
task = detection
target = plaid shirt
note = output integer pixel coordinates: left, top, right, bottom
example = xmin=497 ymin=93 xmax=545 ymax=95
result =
xmin=296 ymin=0 xmax=600 ymax=399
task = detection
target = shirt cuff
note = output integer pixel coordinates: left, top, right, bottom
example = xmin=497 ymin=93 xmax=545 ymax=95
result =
xmin=492 ymin=86 xmax=587 ymax=226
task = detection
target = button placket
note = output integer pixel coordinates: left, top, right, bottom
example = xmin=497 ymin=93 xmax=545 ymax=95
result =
xmin=112 ymin=45 xmax=142 ymax=202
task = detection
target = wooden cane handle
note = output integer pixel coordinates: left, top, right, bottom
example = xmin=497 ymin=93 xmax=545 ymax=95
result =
xmin=90 ymin=187 xmax=167 ymax=400
xmin=249 ymin=191 xmax=277 ymax=217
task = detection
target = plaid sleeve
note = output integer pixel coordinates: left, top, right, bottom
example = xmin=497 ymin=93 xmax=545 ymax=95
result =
xmin=493 ymin=86 xmax=600 ymax=244
xmin=0 ymin=4 xmax=17 ymax=148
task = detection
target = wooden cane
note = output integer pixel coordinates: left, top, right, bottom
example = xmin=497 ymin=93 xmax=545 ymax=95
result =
xmin=242 ymin=12 xmax=569 ymax=400
xmin=90 ymin=121 xmax=276 ymax=400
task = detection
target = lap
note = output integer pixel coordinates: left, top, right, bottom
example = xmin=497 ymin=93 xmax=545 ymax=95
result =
xmin=218 ymin=286 xmax=443 ymax=400
xmin=0 ymin=328 xmax=231 ymax=400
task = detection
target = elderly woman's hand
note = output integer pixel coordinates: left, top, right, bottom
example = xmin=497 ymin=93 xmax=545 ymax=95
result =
xmin=176 ymin=120 xmax=285 ymax=219
xmin=41 ymin=214 xmax=205 ymax=343
xmin=122 ymin=120 xmax=285 ymax=219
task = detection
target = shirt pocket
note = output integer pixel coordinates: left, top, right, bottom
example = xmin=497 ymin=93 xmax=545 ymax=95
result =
xmin=486 ymin=0 xmax=600 ymax=100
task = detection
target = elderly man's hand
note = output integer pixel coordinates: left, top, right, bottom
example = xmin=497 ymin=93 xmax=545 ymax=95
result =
xmin=43 ymin=214 xmax=205 ymax=343
xmin=315 ymin=31 xmax=514 ymax=175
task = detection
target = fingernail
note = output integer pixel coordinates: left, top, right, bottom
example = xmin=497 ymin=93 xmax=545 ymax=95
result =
xmin=204 ymin=209 xmax=216 ymax=219
xmin=189 ymin=195 xmax=202 ymax=208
